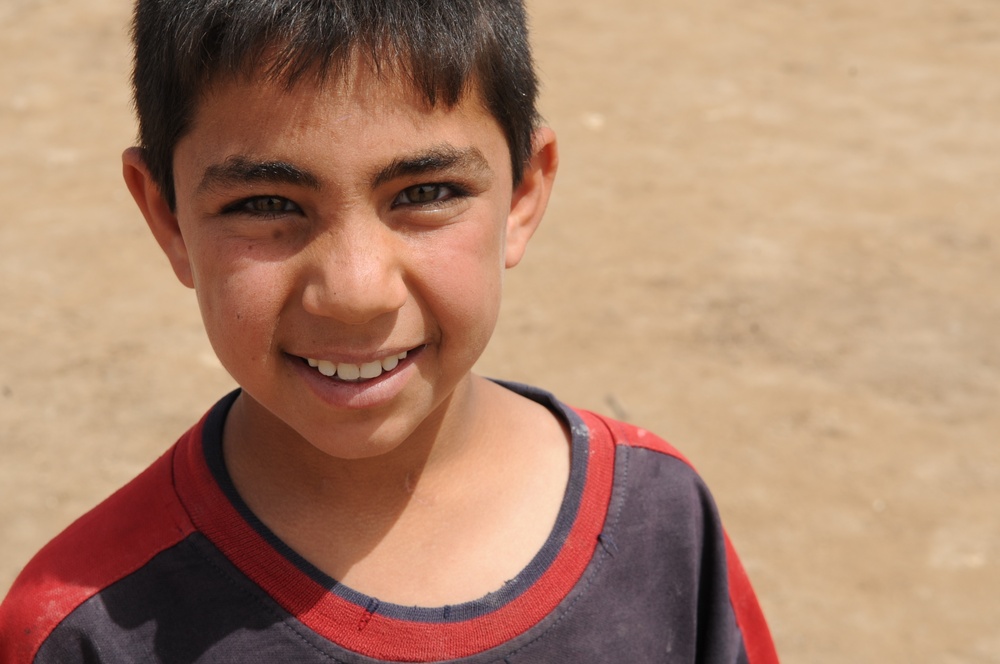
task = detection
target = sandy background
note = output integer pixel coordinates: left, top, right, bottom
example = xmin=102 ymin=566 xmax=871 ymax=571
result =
xmin=2 ymin=0 xmax=999 ymax=661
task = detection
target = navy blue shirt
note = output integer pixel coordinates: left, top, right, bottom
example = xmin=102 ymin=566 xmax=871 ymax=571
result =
xmin=1 ymin=384 xmax=777 ymax=663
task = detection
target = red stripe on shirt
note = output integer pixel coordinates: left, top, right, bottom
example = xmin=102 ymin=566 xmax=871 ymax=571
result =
xmin=596 ymin=414 xmax=779 ymax=663
xmin=0 ymin=441 xmax=196 ymax=664
xmin=724 ymin=533 xmax=779 ymax=664
xmin=174 ymin=408 xmax=615 ymax=661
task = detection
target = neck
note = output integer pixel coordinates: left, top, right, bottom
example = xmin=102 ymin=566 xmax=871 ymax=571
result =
xmin=219 ymin=377 xmax=572 ymax=605
xmin=221 ymin=375 xmax=495 ymax=533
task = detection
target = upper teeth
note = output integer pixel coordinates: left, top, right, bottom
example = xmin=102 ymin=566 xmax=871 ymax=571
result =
xmin=306 ymin=351 xmax=408 ymax=382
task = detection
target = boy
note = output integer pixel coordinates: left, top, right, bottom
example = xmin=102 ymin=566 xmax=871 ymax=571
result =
xmin=0 ymin=0 xmax=778 ymax=661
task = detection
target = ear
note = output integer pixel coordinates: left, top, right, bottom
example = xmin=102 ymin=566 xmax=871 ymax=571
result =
xmin=504 ymin=126 xmax=558 ymax=269
xmin=122 ymin=147 xmax=194 ymax=288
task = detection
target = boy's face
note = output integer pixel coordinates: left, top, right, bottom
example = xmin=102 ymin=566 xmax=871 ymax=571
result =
xmin=125 ymin=66 xmax=556 ymax=459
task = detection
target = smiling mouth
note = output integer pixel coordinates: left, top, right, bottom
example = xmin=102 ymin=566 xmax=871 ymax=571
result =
xmin=303 ymin=349 xmax=411 ymax=383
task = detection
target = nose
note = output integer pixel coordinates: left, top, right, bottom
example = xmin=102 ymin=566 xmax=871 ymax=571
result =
xmin=300 ymin=218 xmax=408 ymax=325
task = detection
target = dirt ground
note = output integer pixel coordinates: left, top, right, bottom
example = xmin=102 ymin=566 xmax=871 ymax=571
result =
xmin=2 ymin=0 xmax=998 ymax=661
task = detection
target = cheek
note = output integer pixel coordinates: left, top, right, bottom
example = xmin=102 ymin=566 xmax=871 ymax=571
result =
xmin=418 ymin=218 xmax=506 ymax=340
xmin=192 ymin=256 xmax=290 ymax=362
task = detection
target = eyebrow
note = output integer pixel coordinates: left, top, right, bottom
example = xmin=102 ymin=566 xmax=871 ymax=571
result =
xmin=197 ymin=157 xmax=320 ymax=194
xmin=197 ymin=144 xmax=492 ymax=195
xmin=370 ymin=145 xmax=492 ymax=189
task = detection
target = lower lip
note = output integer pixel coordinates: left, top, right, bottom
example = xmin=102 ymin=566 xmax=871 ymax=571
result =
xmin=289 ymin=347 xmax=424 ymax=410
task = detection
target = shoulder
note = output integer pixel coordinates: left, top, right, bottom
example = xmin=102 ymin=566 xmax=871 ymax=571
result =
xmin=574 ymin=407 xmax=706 ymax=505
xmin=573 ymin=408 xmax=780 ymax=664
xmin=574 ymin=408 xmax=717 ymax=540
xmin=0 ymin=434 xmax=197 ymax=664
xmin=582 ymin=409 xmax=694 ymax=464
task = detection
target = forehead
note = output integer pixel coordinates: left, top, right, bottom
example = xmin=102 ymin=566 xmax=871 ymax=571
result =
xmin=176 ymin=65 xmax=510 ymax=182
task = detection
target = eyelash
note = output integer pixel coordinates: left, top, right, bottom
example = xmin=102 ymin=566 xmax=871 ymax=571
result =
xmin=221 ymin=196 xmax=301 ymax=218
xmin=220 ymin=182 xmax=471 ymax=218
xmin=392 ymin=182 xmax=469 ymax=209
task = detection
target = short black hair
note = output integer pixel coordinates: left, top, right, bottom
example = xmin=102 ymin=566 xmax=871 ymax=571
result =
xmin=130 ymin=0 xmax=540 ymax=209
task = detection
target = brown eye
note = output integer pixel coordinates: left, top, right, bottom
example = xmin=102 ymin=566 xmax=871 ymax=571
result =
xmin=394 ymin=183 xmax=458 ymax=207
xmin=221 ymin=195 xmax=303 ymax=218
xmin=248 ymin=196 xmax=295 ymax=213
xmin=390 ymin=182 xmax=471 ymax=211
xmin=402 ymin=184 xmax=443 ymax=204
